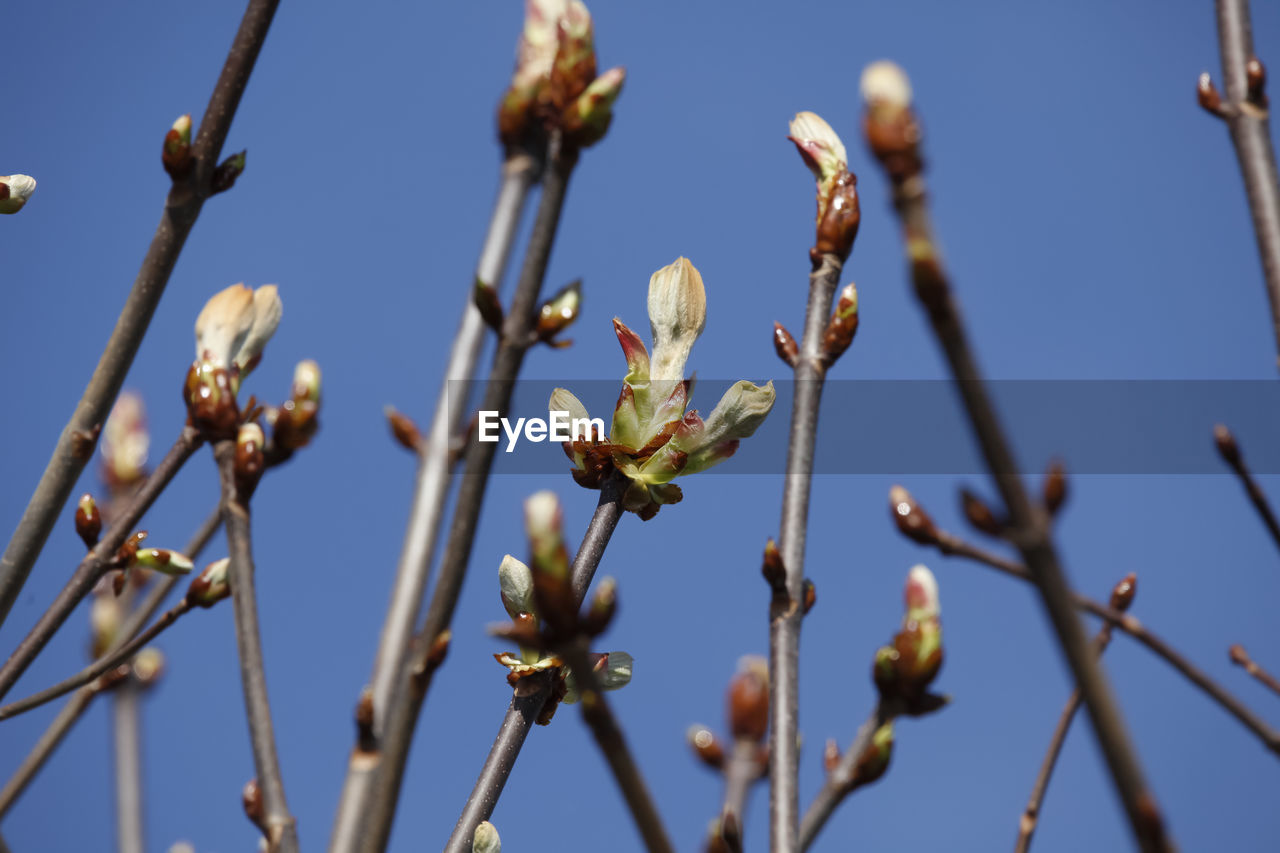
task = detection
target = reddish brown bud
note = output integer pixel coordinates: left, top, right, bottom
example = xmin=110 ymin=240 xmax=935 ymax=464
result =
xmin=727 ymin=657 xmax=769 ymax=742
xmin=1198 ymin=72 xmax=1225 ymax=116
xmin=1229 ymin=644 xmax=1252 ymax=668
xmin=70 ymin=425 xmax=101 ymax=461
xmin=1214 ymin=423 xmax=1241 ymax=467
xmin=761 ymin=538 xmax=785 ymax=592
xmin=1247 ymin=57 xmax=1268 ymax=106
xmin=960 ymin=488 xmax=1004 ymax=537
xmin=242 ymin=779 xmax=265 ymax=831
xmin=773 ymin=322 xmax=798 ymax=367
xmin=1042 ymin=459 xmax=1067 ymax=517
xmin=813 ymin=171 xmax=861 ymax=263
xmin=687 ymin=725 xmax=724 ymax=769
xmin=426 ymin=629 xmax=452 ymax=671
xmin=210 ymin=150 xmax=246 ymax=194
xmin=802 ymin=579 xmax=817 ymax=615
xmin=385 ymin=406 xmax=422 ymax=453
xmin=474 ymin=278 xmax=505 ymax=334
xmin=355 ymin=687 xmax=376 ymax=752
xmin=234 ymin=423 xmax=265 ymax=500
xmin=1110 ymin=573 xmax=1137 ymax=612
xmin=75 ymin=494 xmax=102 ymax=550
xmin=889 ymin=485 xmax=938 ymax=545
xmin=115 ymin=530 xmax=148 ymax=567
xmin=823 ymin=738 xmax=841 ymax=774
xmin=162 ymin=115 xmax=192 ymax=179
xmin=821 ymin=282 xmax=860 ymax=365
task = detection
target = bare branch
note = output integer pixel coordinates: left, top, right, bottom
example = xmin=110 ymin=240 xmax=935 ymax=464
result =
xmin=1229 ymin=644 xmax=1280 ymax=698
xmin=112 ymin=679 xmax=145 ymax=853
xmin=1213 ymin=424 xmax=1280 ymax=553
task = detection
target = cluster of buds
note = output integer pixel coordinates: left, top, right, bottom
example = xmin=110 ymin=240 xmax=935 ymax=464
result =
xmin=872 ymin=565 xmax=947 ymax=714
xmin=860 ymin=61 xmax=921 ymax=186
xmin=788 ymin=112 xmax=861 ymax=265
xmin=491 ymin=492 xmax=633 ymax=724
xmin=497 ymin=0 xmax=625 ymax=152
xmin=185 ymin=284 xmax=282 ymax=439
xmin=0 ymin=174 xmax=36 ymax=214
xmin=101 ymin=391 xmax=150 ymax=494
xmin=185 ymin=558 xmax=232 ymax=608
xmin=267 ymin=359 xmax=322 ymax=455
xmin=1199 ymin=57 xmax=1269 ymax=120
xmin=774 ymin=280 xmax=861 ymax=370
xmin=551 ymin=258 xmax=776 ymax=520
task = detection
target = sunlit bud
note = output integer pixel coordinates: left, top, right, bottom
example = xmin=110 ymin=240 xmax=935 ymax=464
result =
xmin=162 ymin=114 xmax=193 ymax=179
xmin=821 ymin=282 xmax=860 ymax=364
xmin=242 ymin=779 xmax=264 ymax=831
xmin=860 ymin=61 xmax=913 ymax=109
xmin=803 ymin=578 xmax=816 ymax=614
xmin=1229 ymin=644 xmax=1250 ymax=667
xmin=904 ymin=564 xmax=940 ymax=622
xmin=91 ymin=593 xmax=123 ymax=658
xmin=824 ymin=739 xmax=841 ymax=774
xmin=960 ymin=488 xmax=1003 ymax=537
xmin=525 ymin=490 xmax=568 ymax=580
xmin=549 ymin=387 xmax=593 ymax=435
xmin=761 ymin=538 xmax=785 ymax=591
xmin=563 ymin=66 xmax=625 ymax=148
xmin=195 ymin=284 xmax=267 ymax=369
xmin=773 ymin=322 xmax=798 ymax=367
xmin=537 ymin=279 xmax=582 ymax=344
xmin=563 ymin=651 xmax=633 ymax=703
xmin=550 ymin=0 xmax=596 ymax=108
xmin=211 ymin=150 xmax=246 ymax=194
xmin=132 ymin=646 xmax=166 ymax=688
xmin=102 ymin=391 xmax=150 ymax=488
xmin=727 ymin=655 xmax=769 ymax=742
xmin=581 ymin=576 xmax=617 ymax=636
xmin=1042 ymin=460 xmax=1067 ymax=516
xmin=1213 ymin=423 xmax=1241 ymax=467
xmin=788 ymin=111 xmax=847 ymax=190
xmin=789 ymin=112 xmax=860 ymax=261
xmin=613 ymin=318 xmax=651 ymax=386
xmin=272 ymin=360 xmax=321 ymax=453
xmin=849 ymin=721 xmax=894 ymax=790
xmin=889 ymin=485 xmax=937 ymax=545
xmin=385 ymin=406 xmax=422 ymax=452
xmin=76 ymin=494 xmax=102 ymax=550
xmin=473 ymin=820 xmax=502 ymax=853
xmin=292 ymin=359 xmax=321 ymax=404
xmin=1197 ymin=72 xmax=1224 ymax=116
xmin=687 ymin=724 xmax=724 ymax=769
xmin=0 ymin=175 xmax=37 ymax=214
xmin=186 ymin=558 xmax=231 ymax=608
xmin=675 ymin=380 xmax=776 ymax=476
xmin=1110 ymin=573 xmax=1137 ymax=612
xmin=647 ymin=258 xmax=707 ymax=381
xmin=133 ymin=548 xmax=195 ymax=576
xmin=498 ymin=554 xmax=536 ymax=621
xmin=1247 ymin=57 xmax=1268 ymax=107
xmin=498 ymin=0 xmax=564 ymax=148
xmin=234 ymin=422 xmax=266 ymax=498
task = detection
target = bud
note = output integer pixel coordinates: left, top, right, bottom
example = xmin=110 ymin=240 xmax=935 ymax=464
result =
xmin=0 ymin=174 xmax=37 ymax=214
xmin=849 ymin=721 xmax=894 ymax=790
xmin=102 ymin=391 xmax=150 ymax=489
xmin=498 ymin=554 xmax=536 ymax=620
xmin=1229 ymin=644 xmax=1250 ymax=667
xmin=960 ymin=488 xmax=1003 ymax=537
xmin=648 ymin=257 xmax=707 ymax=382
xmin=132 ymin=647 xmax=166 ymax=687
xmin=1042 ymin=460 xmax=1067 ymax=516
xmin=1214 ymin=423 xmax=1241 ymax=467
xmin=186 ymin=557 xmax=231 ymax=608
xmin=474 ymin=278 xmax=505 ymax=333
xmin=1198 ymin=72 xmax=1224 ymax=116
xmin=821 ymin=282 xmax=860 ymax=365
xmin=671 ymin=380 xmax=776 ymax=476
xmin=727 ymin=655 xmax=769 ymax=742
xmin=773 ymin=322 xmax=798 ymax=366
xmin=162 ymin=114 xmax=193 ymax=179
xmin=235 ymin=422 xmax=266 ymax=498
xmin=549 ymin=0 xmax=596 ymax=110
xmin=563 ymin=66 xmax=625 ymax=148
xmin=563 ymin=650 xmax=633 ymax=703
xmin=802 ymin=578 xmax=816 ymax=614
xmin=473 ymin=820 xmax=502 ymax=853
xmin=242 ymin=779 xmax=265 ymax=830
xmin=536 ymin=279 xmax=582 ymax=345
xmin=91 ymin=592 xmax=123 ymax=658
xmin=1109 ymin=572 xmax=1137 ymax=612
xmin=687 ymin=724 xmax=724 ymax=768
xmin=904 ymin=564 xmax=940 ymax=622
xmin=385 ymin=406 xmax=423 ymax=452
xmin=761 ymin=538 xmax=785 ymax=590
xmin=889 ymin=485 xmax=938 ymax=545
xmin=860 ymin=61 xmax=913 ymax=110
xmin=861 ymin=61 xmax=923 ymax=184
xmin=193 ymin=283 xmax=282 ymax=391
xmin=788 ymin=111 xmax=848 ymax=192
xmin=76 ymin=494 xmax=102 ymax=550
xmin=273 ymin=360 xmax=322 ymax=452
xmin=874 ymin=565 xmax=943 ymax=704
xmin=788 ymin=112 xmax=859 ymax=261
xmin=211 ymin=150 xmax=246 ymax=194
xmin=581 ymin=576 xmax=617 ymax=636
xmin=133 ymin=548 xmax=195 ymax=576
xmin=525 ymin=490 xmax=574 ymax=631
xmin=1247 ymin=57 xmax=1268 ymax=107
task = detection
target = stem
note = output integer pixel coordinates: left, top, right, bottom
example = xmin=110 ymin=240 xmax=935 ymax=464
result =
xmin=342 ymin=136 xmax=580 ymax=853
xmin=1015 ymin=626 xmax=1116 ymax=853
xmin=719 ymin=738 xmax=762 ymax=849
xmin=887 ymin=171 xmax=1167 ymax=850
xmin=797 ymin=702 xmax=893 ymax=852
xmin=0 ymin=509 xmax=220 ymax=817
xmin=440 ymin=479 xmax=626 ymax=853
xmin=217 ymin=442 xmax=298 ymax=853
xmin=1217 ymin=428 xmax=1280 ymax=552
xmin=0 ymin=428 xmax=203 ymax=702
xmin=559 ymin=639 xmax=675 ymax=853
xmin=112 ymin=678 xmax=145 ymax=853
xmin=0 ymin=0 xmax=280 ymax=630
xmin=1215 ymin=0 xmax=1280 ymax=370
xmin=935 ymin=533 xmax=1280 ymax=753
xmin=1229 ymin=644 xmax=1280 ymax=698
xmin=0 ymin=600 xmax=191 ymax=721
xmin=771 ymin=252 xmax=842 ymax=852
xmin=366 ymin=153 xmax=540 ymax=734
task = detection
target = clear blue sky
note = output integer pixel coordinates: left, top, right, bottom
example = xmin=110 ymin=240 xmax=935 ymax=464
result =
xmin=3 ymin=1 xmax=1279 ymax=851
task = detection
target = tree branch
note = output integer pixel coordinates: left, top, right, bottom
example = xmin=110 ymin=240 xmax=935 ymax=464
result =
xmin=1229 ymin=644 xmax=1280 ymax=698
xmin=0 ymin=427 xmax=203 ymax=702
xmin=1213 ymin=424 xmax=1280 ymax=553
xmin=0 ymin=0 xmax=280 ymax=630
xmin=798 ymin=701 xmax=894 ymax=852
xmin=770 ymin=251 xmax=843 ymax=853
xmin=217 ymin=441 xmax=298 ymax=853
xmin=112 ymin=678 xmax=145 ymax=853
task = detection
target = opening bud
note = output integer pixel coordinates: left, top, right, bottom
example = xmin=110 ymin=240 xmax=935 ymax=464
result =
xmin=537 ymin=279 xmax=582 ymax=345
xmin=235 ymin=422 xmax=266 ymax=498
xmin=563 ymin=66 xmax=626 ymax=148
xmin=186 ymin=558 xmax=232 ymax=608
xmin=211 ymin=150 xmax=246 ymax=194
xmin=133 ymin=548 xmax=195 ymax=576
xmin=76 ymin=494 xmax=102 ymax=550
xmin=890 ymin=485 xmax=938 ymax=545
xmin=498 ymin=554 xmax=536 ymax=621
xmin=0 ymin=175 xmax=37 ymax=214
xmin=473 ymin=820 xmax=502 ymax=853
xmin=102 ymin=391 xmax=150 ymax=490
xmin=162 ymin=114 xmax=193 ymax=179
xmin=648 ymin=257 xmax=707 ymax=382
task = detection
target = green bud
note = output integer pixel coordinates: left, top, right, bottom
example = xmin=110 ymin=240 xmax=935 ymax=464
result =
xmin=473 ymin=820 xmax=501 ymax=853
xmin=133 ymin=548 xmax=194 ymax=576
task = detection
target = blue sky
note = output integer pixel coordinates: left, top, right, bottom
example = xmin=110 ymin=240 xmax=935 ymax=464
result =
xmin=2 ymin=1 xmax=1280 ymax=851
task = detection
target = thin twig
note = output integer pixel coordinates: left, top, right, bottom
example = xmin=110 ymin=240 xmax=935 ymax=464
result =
xmin=1213 ymin=0 xmax=1280 ymax=370
xmin=933 ymin=533 xmax=1280 ymax=754
xmin=770 ymin=252 xmax=843 ymax=853
xmin=112 ymin=677 xmax=145 ymax=853
xmin=559 ymin=638 xmax=675 ymax=853
xmin=0 ymin=427 xmax=203 ymax=702
xmin=217 ymin=441 xmax=298 ymax=853
xmin=873 ymin=109 xmax=1168 ymax=848
xmin=0 ymin=0 xmax=280 ymax=630
xmin=342 ymin=134 xmax=581 ymax=853
xmin=440 ymin=478 xmax=627 ymax=853
xmin=0 ymin=508 xmax=220 ymax=817
xmin=719 ymin=738 xmax=761 ymax=848
xmin=1214 ymin=425 xmax=1280 ymax=552
xmin=1230 ymin=644 xmax=1280 ymax=698
xmin=1015 ymin=625 xmax=1117 ymax=853
xmin=798 ymin=701 xmax=894 ymax=852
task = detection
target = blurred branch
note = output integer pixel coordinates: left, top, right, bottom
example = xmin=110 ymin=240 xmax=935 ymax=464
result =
xmin=798 ymin=700 xmax=894 ymax=852
xmin=1230 ymin=644 xmax=1280 ymax=697
xmin=0 ymin=427 xmax=203 ymax=702
xmin=112 ymin=678 xmax=145 ymax=853
xmin=217 ymin=441 xmax=298 ymax=853
xmin=441 ymin=478 xmax=626 ymax=853
xmin=1207 ymin=0 xmax=1280 ymax=370
xmin=1213 ymin=424 xmax=1280 ymax=552
xmin=0 ymin=0 xmax=280 ymax=630
xmin=0 ymin=508 xmax=219 ymax=816
xmin=866 ymin=74 xmax=1169 ymax=850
